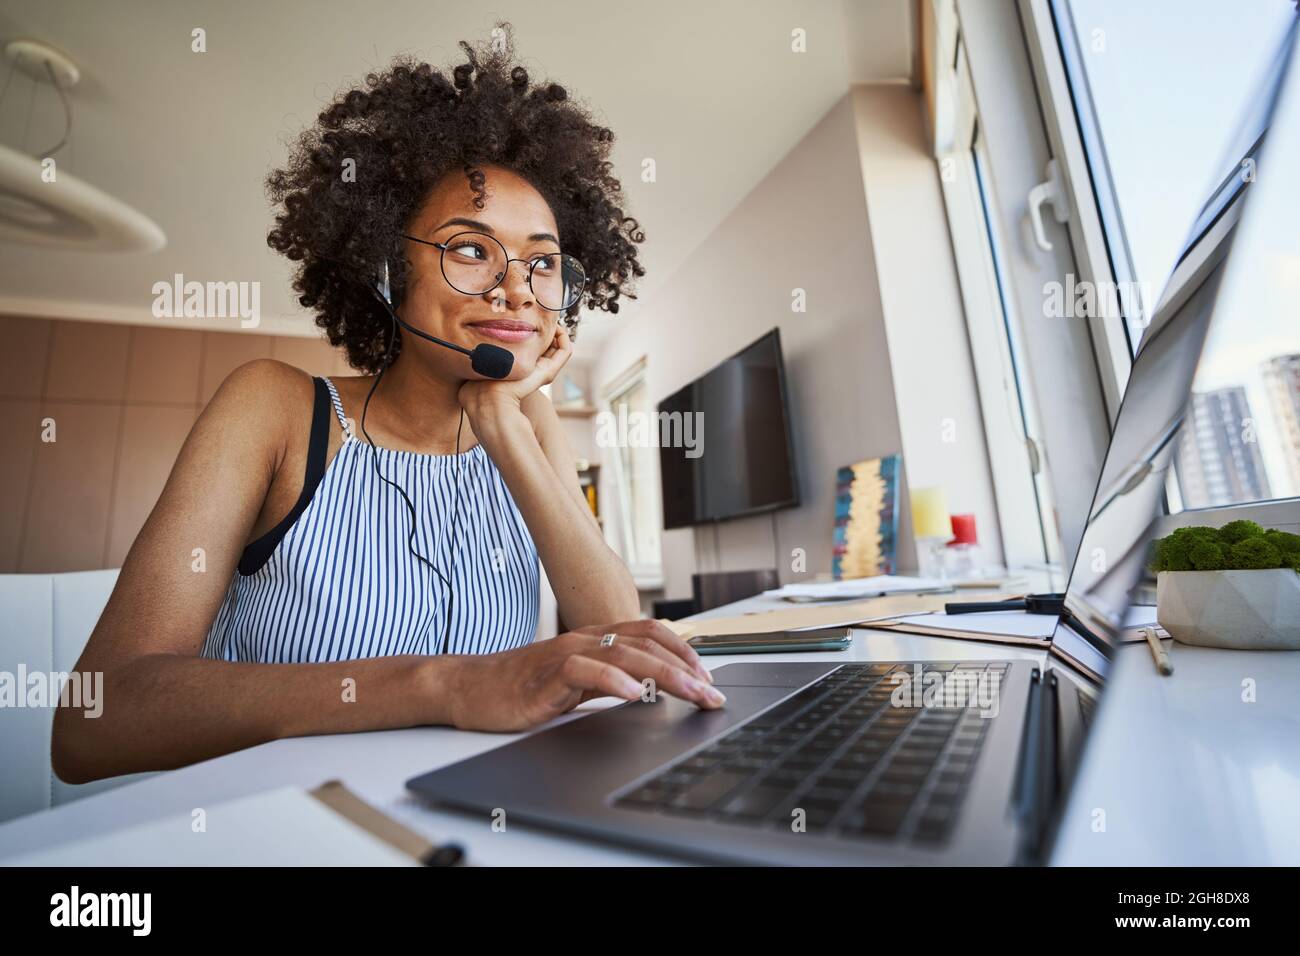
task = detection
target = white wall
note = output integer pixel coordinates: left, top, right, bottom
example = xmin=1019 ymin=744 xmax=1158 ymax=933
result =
xmin=850 ymin=85 xmax=1003 ymax=567
xmin=591 ymin=92 xmax=911 ymax=607
xmin=586 ymin=84 xmax=997 ymax=610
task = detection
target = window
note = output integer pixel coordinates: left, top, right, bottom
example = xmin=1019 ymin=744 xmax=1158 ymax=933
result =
xmin=1049 ymin=0 xmax=1296 ymax=354
xmin=935 ymin=0 xmax=1116 ymax=567
xmin=971 ymin=129 xmax=1064 ymax=566
xmin=603 ymin=360 xmax=663 ymax=586
xmin=934 ymin=31 xmax=1065 ymax=568
xmin=1027 ymin=0 xmax=1300 ymax=516
xmin=1172 ymin=28 xmax=1300 ymax=509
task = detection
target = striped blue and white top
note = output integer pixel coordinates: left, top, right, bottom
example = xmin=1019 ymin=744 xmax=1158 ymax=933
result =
xmin=200 ymin=375 xmax=540 ymax=663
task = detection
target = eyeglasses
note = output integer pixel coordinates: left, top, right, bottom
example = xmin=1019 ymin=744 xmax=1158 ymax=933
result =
xmin=403 ymin=230 xmax=586 ymax=312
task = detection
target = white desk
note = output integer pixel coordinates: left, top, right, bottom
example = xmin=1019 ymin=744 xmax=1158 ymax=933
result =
xmin=1 ymin=593 xmax=1297 ymax=865
xmin=1053 ymin=638 xmax=1300 ymax=865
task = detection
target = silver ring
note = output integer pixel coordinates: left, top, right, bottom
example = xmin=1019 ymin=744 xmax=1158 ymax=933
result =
xmin=600 ymin=633 xmax=617 ymax=648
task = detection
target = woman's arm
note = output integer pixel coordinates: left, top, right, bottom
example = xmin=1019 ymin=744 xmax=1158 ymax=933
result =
xmin=521 ymin=388 xmax=603 ymax=537
xmin=460 ymin=330 xmax=640 ymax=628
xmin=52 ymin=360 xmax=459 ymax=782
xmin=56 ymin=652 xmax=456 ymax=783
xmin=57 ymin=354 xmax=702 ymax=782
xmin=474 ymin=400 xmax=639 ymax=627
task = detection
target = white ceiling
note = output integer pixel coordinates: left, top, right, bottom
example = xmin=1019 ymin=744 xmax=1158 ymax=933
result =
xmin=0 ymin=0 xmax=914 ymax=353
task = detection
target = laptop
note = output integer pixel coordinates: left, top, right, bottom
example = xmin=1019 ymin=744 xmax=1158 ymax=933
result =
xmin=406 ymin=21 xmax=1296 ymax=865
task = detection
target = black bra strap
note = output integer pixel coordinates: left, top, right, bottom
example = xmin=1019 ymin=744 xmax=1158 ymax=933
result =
xmin=237 ymin=376 xmax=332 ymax=576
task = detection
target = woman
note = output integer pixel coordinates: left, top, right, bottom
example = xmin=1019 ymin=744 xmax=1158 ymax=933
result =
xmin=54 ymin=23 xmax=723 ymax=785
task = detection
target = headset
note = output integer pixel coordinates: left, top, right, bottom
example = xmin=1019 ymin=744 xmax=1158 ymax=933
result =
xmin=374 ymin=259 xmax=515 ymax=379
xmin=361 ymin=259 xmax=514 ymax=655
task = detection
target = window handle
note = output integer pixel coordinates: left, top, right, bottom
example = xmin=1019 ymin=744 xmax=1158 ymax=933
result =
xmin=1027 ymin=159 xmax=1070 ymax=252
xmin=1025 ymin=436 xmax=1042 ymax=476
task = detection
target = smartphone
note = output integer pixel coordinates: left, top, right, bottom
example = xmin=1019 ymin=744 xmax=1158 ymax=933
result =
xmin=687 ymin=626 xmax=854 ymax=655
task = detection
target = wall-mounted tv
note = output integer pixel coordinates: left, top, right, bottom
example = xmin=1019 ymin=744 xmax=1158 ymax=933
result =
xmin=658 ymin=328 xmax=800 ymax=529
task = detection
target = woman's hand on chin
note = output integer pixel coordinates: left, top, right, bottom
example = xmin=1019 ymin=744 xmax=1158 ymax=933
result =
xmin=443 ymin=620 xmax=726 ymax=732
xmin=458 ymin=323 xmax=572 ymax=422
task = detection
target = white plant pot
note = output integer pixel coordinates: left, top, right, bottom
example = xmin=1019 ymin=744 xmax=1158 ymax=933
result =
xmin=1156 ymin=569 xmax=1300 ymax=649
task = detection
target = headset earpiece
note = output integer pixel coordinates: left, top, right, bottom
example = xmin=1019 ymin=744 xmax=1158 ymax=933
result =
xmin=365 ymin=255 xmax=513 ymax=380
xmin=375 ymin=258 xmax=393 ymax=307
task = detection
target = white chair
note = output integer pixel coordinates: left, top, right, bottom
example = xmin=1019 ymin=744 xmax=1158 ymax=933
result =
xmin=0 ymin=569 xmax=160 ymax=824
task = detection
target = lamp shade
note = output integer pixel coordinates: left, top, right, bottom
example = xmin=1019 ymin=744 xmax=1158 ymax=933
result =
xmin=909 ymin=486 xmax=950 ymax=539
xmin=0 ymin=142 xmax=165 ymax=252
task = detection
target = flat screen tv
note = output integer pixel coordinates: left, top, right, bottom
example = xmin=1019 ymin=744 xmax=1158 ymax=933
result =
xmin=658 ymin=328 xmax=800 ymax=529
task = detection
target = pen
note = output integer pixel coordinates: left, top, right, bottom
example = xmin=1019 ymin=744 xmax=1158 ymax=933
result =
xmin=944 ymin=593 xmax=1065 ymax=615
xmin=945 ymin=599 xmax=1026 ymax=614
xmin=1142 ymin=626 xmax=1173 ymax=676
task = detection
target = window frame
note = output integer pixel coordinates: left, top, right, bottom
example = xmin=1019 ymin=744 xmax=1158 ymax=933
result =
xmin=1018 ymin=0 xmax=1136 ymax=419
xmin=934 ymin=35 xmax=1062 ymax=568
xmin=600 ymin=357 xmax=664 ymax=589
xmin=949 ymin=0 xmax=1114 ymax=568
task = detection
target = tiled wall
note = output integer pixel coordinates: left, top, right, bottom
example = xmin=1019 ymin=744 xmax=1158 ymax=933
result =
xmin=0 ymin=315 xmax=352 ymax=573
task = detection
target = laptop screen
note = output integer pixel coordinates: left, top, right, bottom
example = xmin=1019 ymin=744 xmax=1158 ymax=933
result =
xmin=1053 ymin=247 xmax=1231 ymax=677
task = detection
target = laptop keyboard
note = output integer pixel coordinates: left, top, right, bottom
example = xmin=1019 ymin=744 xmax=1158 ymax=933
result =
xmin=613 ymin=662 xmax=1009 ymax=845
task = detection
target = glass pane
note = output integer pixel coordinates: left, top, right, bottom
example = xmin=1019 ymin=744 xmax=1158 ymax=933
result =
xmin=1173 ymin=24 xmax=1300 ymax=509
xmin=1054 ymin=0 xmax=1296 ymax=348
xmin=972 ymin=132 xmax=1063 ymax=565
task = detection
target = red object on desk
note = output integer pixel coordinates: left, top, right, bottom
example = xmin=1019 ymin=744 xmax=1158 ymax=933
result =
xmin=948 ymin=513 xmax=977 ymax=546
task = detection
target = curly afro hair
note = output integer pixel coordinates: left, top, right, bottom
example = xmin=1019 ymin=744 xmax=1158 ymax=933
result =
xmin=266 ymin=21 xmax=646 ymax=374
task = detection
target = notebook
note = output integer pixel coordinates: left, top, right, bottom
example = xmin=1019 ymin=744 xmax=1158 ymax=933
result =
xmin=1 ymin=781 xmax=436 ymax=866
xmin=872 ymin=605 xmax=1160 ymax=647
xmin=871 ymin=610 xmax=1062 ymax=645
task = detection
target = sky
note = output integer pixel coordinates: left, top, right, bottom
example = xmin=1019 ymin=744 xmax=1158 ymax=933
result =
xmin=1067 ymin=0 xmax=1300 ymax=499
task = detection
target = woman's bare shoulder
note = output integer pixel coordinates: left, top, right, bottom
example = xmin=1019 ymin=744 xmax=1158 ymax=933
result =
xmin=213 ymin=357 xmax=315 ymax=405
xmin=199 ymin=359 xmax=317 ymax=463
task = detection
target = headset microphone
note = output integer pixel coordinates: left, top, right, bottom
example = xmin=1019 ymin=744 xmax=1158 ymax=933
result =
xmin=371 ymin=260 xmax=515 ymax=380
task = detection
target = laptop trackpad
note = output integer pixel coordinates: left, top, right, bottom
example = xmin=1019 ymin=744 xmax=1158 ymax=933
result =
xmin=406 ymin=685 xmax=800 ymax=807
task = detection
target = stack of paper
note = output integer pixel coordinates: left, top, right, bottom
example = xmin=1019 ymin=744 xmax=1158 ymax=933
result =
xmin=763 ymin=575 xmax=952 ymax=603
xmin=873 ymin=611 xmax=1061 ymax=644
xmin=660 ymin=590 xmax=965 ymax=639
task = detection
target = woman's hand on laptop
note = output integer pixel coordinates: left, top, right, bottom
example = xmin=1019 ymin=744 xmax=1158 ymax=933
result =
xmin=443 ymin=619 xmax=725 ymax=732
